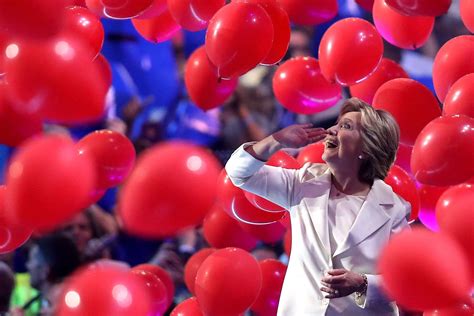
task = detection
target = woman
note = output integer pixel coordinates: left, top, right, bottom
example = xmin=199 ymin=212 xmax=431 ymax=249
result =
xmin=225 ymin=98 xmax=410 ymax=315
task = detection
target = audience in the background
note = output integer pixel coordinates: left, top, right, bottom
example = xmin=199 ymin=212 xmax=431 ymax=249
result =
xmin=0 ymin=262 xmax=14 ymax=315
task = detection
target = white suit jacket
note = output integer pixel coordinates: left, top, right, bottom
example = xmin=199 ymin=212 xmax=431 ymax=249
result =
xmin=225 ymin=143 xmax=411 ymax=316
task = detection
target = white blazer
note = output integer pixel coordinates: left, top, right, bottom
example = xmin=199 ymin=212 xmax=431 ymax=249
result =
xmin=225 ymin=143 xmax=411 ymax=316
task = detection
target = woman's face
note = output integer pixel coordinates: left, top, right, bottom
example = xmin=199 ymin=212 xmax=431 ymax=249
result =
xmin=62 ymin=213 xmax=93 ymax=253
xmin=322 ymin=111 xmax=364 ymax=168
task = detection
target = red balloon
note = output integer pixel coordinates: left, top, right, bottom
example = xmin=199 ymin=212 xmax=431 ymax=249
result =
xmin=297 ymin=142 xmax=325 ymax=165
xmin=63 ymin=6 xmax=104 ymax=59
xmin=355 ymin=0 xmax=374 ymax=11
xmin=424 ymin=302 xmax=474 ymax=316
xmin=203 ymin=205 xmax=259 ymax=251
xmin=384 ymin=165 xmax=420 ymax=222
xmin=373 ymin=0 xmax=434 ymax=50
xmin=460 ymin=0 xmax=474 ymax=32
xmin=171 ymin=297 xmax=203 ymax=316
xmin=5 ymin=135 xmax=95 ymax=231
xmin=0 ymin=32 xmax=9 ymax=76
xmin=236 ymin=0 xmax=290 ymax=65
xmin=217 ymin=170 xmax=286 ymax=224
xmin=195 ymin=247 xmax=262 ymax=315
xmin=373 ymin=78 xmax=441 ymax=146
xmin=77 ymin=130 xmax=136 ymax=189
xmin=319 ymin=18 xmax=384 ymax=86
xmin=119 ymin=141 xmax=221 ymax=238
xmin=244 ymin=151 xmax=300 ymax=212
xmin=168 ymin=0 xmax=224 ymax=31
xmin=417 ymin=184 xmax=448 ymax=232
xmin=278 ymin=0 xmax=337 ymax=25
xmin=251 ymin=259 xmax=287 ymax=316
xmin=443 ymin=73 xmax=474 ymax=119
xmin=103 ymin=0 xmax=154 ymax=19
xmin=57 ymin=265 xmax=151 ymax=316
xmin=394 ymin=143 xmax=413 ymax=175
xmin=283 ymin=229 xmax=291 ymax=256
xmin=433 ymin=35 xmax=474 ymax=103
xmin=273 ymin=57 xmax=342 ymax=114
xmin=385 ymin=0 xmax=451 ymax=16
xmin=132 ymin=9 xmax=181 ymax=43
xmin=205 ymin=2 xmax=273 ymax=79
xmin=185 ymin=46 xmax=238 ymax=111
xmin=378 ymin=228 xmax=471 ymax=311
xmin=130 ymin=268 xmax=168 ymax=315
xmin=94 ymin=54 xmax=113 ymax=90
xmin=4 ymin=36 xmax=108 ymax=124
xmin=411 ymin=115 xmax=474 ymax=186
xmin=0 ymin=84 xmax=43 ymax=147
xmin=184 ymin=248 xmax=216 ymax=295
xmin=133 ymin=264 xmax=175 ymax=310
xmin=0 ymin=0 xmax=72 ymax=40
xmin=72 ymin=0 xmax=87 ymax=6
xmin=137 ymin=0 xmax=168 ymax=19
xmin=349 ymin=58 xmax=408 ymax=104
xmin=239 ymin=221 xmax=286 ymax=244
xmin=85 ymin=0 xmax=107 ymax=17
xmin=0 ymin=186 xmax=32 ymax=254
xmin=279 ymin=212 xmax=291 ymax=229
xmin=436 ymin=184 xmax=474 ymax=284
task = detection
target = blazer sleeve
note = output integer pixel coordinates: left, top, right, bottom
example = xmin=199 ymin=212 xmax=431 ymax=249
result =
xmin=225 ymin=142 xmax=301 ymax=210
xmin=355 ymin=200 xmax=411 ymax=311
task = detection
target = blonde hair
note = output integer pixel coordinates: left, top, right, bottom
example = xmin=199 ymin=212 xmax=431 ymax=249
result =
xmin=339 ymin=98 xmax=400 ymax=184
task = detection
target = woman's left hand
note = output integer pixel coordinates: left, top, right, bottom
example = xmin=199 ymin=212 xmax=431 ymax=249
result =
xmin=320 ymin=269 xmax=365 ymax=298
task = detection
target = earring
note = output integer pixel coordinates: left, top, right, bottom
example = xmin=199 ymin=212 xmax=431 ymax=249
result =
xmin=358 ymin=155 xmax=364 ymax=160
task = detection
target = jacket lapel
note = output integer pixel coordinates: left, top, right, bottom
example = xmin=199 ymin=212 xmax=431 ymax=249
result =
xmin=333 ymin=179 xmax=393 ymax=257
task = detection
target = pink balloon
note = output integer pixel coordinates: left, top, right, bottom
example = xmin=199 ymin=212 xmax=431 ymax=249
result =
xmin=385 ymin=0 xmax=451 ymax=16
xmin=417 ymin=184 xmax=448 ymax=232
xmin=278 ymin=0 xmax=338 ymax=25
xmin=460 ymin=0 xmax=474 ymax=32
xmin=443 ymin=73 xmax=474 ymax=119
xmin=132 ymin=9 xmax=181 ymax=43
xmin=273 ymin=57 xmax=342 ymax=114
xmin=384 ymin=165 xmax=420 ymax=222
xmin=171 ymin=297 xmax=204 ymax=315
xmin=379 ymin=228 xmax=471 ymax=311
xmin=433 ymin=35 xmax=474 ymax=103
xmin=319 ymin=18 xmax=384 ymax=86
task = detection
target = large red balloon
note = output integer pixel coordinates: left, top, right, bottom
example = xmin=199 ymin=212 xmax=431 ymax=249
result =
xmin=236 ymin=0 xmax=290 ymax=65
xmin=244 ymin=151 xmax=300 ymax=212
xmin=319 ymin=18 xmax=383 ymax=86
xmin=185 ymin=46 xmax=238 ymax=111
xmin=119 ymin=141 xmax=221 ymax=238
xmin=417 ymin=184 xmax=448 ymax=232
xmin=132 ymin=9 xmax=181 ymax=43
xmin=373 ymin=78 xmax=441 ymax=146
xmin=273 ymin=57 xmax=342 ymax=114
xmin=77 ymin=130 xmax=136 ymax=189
xmin=251 ymin=259 xmax=287 ymax=316
xmin=373 ymin=0 xmax=434 ymax=50
xmin=137 ymin=0 xmax=168 ymax=19
xmin=205 ymin=2 xmax=273 ymax=79
xmin=296 ymin=142 xmax=325 ymax=165
xmin=94 ymin=54 xmax=113 ymax=90
xmin=195 ymin=248 xmax=262 ymax=315
xmin=0 ymin=0 xmax=72 ymax=40
xmin=130 ymin=268 xmax=168 ymax=315
xmin=349 ymin=58 xmax=408 ymax=104
xmin=278 ymin=0 xmax=337 ymax=25
xmin=424 ymin=302 xmax=474 ymax=316
xmin=433 ymin=35 xmax=474 ymax=103
xmin=203 ymin=205 xmax=259 ymax=251
xmin=0 ymin=186 xmax=32 ymax=254
xmin=436 ymin=184 xmax=474 ymax=284
xmin=394 ymin=143 xmax=413 ymax=175
xmin=460 ymin=0 xmax=474 ymax=32
xmin=171 ymin=297 xmax=203 ymax=316
xmin=5 ymin=136 xmax=95 ymax=231
xmin=384 ymin=165 xmax=420 ymax=222
xmin=184 ymin=248 xmax=216 ymax=295
xmin=239 ymin=220 xmax=286 ymax=244
xmin=85 ymin=0 xmax=106 ymax=17
xmin=217 ymin=170 xmax=286 ymax=224
xmin=103 ymin=0 xmax=154 ymax=19
xmin=385 ymin=0 xmax=451 ymax=16
xmin=63 ymin=6 xmax=104 ymax=59
xmin=167 ymin=0 xmax=224 ymax=31
xmin=4 ymin=36 xmax=108 ymax=124
xmin=133 ymin=264 xmax=175 ymax=310
xmin=443 ymin=73 xmax=474 ymax=119
xmin=0 ymin=85 xmax=43 ymax=147
xmin=411 ymin=115 xmax=474 ymax=186
xmin=57 ymin=265 xmax=151 ymax=315
xmin=378 ymin=228 xmax=471 ymax=311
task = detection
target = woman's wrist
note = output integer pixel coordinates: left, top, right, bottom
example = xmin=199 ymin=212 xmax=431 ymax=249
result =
xmin=355 ymin=273 xmax=368 ymax=295
xmin=246 ymin=135 xmax=283 ymax=161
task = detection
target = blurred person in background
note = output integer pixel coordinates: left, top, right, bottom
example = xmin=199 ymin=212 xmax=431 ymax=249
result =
xmin=0 ymin=261 xmax=14 ymax=316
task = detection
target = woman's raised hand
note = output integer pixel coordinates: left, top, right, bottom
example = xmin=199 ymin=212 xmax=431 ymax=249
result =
xmin=273 ymin=124 xmax=328 ymax=148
